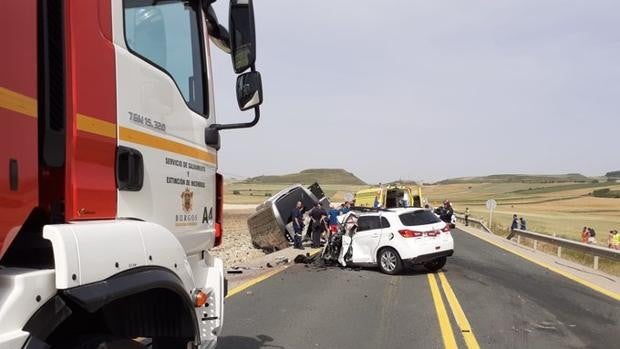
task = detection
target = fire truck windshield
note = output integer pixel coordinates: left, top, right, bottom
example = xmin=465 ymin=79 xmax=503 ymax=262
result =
xmin=124 ymin=0 xmax=207 ymax=115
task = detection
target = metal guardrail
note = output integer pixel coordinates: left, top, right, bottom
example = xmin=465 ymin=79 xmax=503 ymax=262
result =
xmin=511 ymin=229 xmax=620 ymax=268
xmin=455 ymin=214 xmax=492 ymax=234
xmin=455 ymin=214 xmax=620 ymax=270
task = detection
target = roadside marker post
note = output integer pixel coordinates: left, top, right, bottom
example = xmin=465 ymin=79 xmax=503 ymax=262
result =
xmin=485 ymin=199 xmax=497 ymax=228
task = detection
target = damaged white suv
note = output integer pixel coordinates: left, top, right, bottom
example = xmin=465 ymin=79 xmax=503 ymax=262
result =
xmin=338 ymin=208 xmax=454 ymax=274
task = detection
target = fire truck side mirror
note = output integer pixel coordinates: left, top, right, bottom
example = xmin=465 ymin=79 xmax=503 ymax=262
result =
xmin=229 ymin=0 xmax=256 ymax=74
xmin=236 ymin=71 xmax=262 ymax=111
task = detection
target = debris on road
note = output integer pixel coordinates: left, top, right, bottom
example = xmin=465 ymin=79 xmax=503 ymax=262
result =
xmin=294 ymin=254 xmax=316 ymax=264
xmin=276 ymin=257 xmax=289 ymax=265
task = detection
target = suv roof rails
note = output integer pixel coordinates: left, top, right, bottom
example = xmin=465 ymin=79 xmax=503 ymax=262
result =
xmin=349 ymin=206 xmax=394 ymax=213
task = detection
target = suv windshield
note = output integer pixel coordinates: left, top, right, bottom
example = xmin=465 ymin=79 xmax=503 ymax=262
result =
xmin=124 ymin=0 xmax=206 ymax=115
xmin=399 ymin=210 xmax=441 ymax=226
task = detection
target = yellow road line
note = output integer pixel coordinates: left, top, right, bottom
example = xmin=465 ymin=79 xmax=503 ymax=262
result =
xmin=464 ymin=230 xmax=620 ymax=302
xmin=428 ymin=273 xmax=458 ymax=349
xmin=119 ymin=126 xmax=217 ymax=166
xmin=0 ymin=86 xmax=37 ymax=118
xmin=226 ymin=267 xmax=287 ymax=298
xmin=226 ymin=248 xmax=321 ymax=299
xmin=438 ymin=272 xmax=480 ymax=349
xmin=77 ymin=113 xmax=116 ymax=138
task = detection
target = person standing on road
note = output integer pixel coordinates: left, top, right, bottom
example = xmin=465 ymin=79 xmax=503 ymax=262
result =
xmin=310 ymin=202 xmax=327 ymax=248
xmin=440 ymin=200 xmax=454 ymax=224
xmin=507 ymin=214 xmax=519 ymax=240
xmin=465 ymin=208 xmax=470 ymax=226
xmin=291 ymin=201 xmax=305 ymax=249
xmin=519 ymin=217 xmax=527 ymax=230
xmin=328 ymin=204 xmax=340 ymax=235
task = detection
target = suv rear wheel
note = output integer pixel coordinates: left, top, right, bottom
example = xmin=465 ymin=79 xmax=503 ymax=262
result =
xmin=378 ymin=248 xmax=402 ymax=275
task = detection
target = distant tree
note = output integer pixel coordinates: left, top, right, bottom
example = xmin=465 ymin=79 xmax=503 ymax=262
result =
xmin=591 ymin=179 xmax=599 ymax=184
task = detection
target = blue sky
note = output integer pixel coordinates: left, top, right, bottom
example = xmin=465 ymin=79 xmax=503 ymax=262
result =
xmin=210 ymin=0 xmax=620 ymax=183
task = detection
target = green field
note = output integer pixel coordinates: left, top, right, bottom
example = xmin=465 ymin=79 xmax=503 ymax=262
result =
xmin=423 ymin=182 xmax=620 ymax=242
xmin=226 ymin=179 xmax=620 ymax=243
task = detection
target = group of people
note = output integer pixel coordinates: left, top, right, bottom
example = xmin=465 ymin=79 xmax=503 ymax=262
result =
xmin=511 ymin=214 xmax=527 ymax=231
xmin=581 ymin=227 xmax=597 ymax=244
xmin=290 ymin=201 xmax=352 ymax=250
xmin=506 ymin=214 xmax=527 ymax=240
xmin=581 ymin=226 xmax=620 ymax=249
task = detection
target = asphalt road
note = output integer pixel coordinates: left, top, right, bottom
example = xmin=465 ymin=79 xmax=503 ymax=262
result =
xmin=217 ymin=229 xmax=620 ymax=349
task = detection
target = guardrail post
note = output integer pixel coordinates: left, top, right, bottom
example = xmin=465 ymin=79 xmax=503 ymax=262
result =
xmin=593 ymin=256 xmax=599 ymax=270
xmin=557 ymin=246 xmax=562 ymax=258
xmin=516 ymin=235 xmax=521 ymax=245
xmin=533 ymin=240 xmax=538 ymax=250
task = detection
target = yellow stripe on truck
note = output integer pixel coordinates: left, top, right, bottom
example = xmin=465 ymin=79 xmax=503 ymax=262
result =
xmin=119 ymin=126 xmax=217 ymax=166
xmin=0 ymin=86 xmax=37 ymax=118
xmin=77 ymin=113 xmax=117 ymax=138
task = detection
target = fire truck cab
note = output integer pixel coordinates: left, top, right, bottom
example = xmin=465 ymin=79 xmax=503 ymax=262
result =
xmin=0 ymin=0 xmax=262 ymax=348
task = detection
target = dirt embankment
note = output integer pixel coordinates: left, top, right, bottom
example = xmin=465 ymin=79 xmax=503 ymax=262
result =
xmin=211 ymin=205 xmax=267 ymax=267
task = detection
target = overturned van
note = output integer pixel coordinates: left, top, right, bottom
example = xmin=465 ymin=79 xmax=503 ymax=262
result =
xmin=248 ymin=183 xmax=330 ymax=251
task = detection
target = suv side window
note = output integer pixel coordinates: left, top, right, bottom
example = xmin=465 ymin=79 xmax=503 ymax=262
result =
xmin=357 ymin=216 xmax=382 ymax=232
xmin=380 ymin=216 xmax=390 ymax=228
xmin=123 ymin=0 xmax=206 ymax=115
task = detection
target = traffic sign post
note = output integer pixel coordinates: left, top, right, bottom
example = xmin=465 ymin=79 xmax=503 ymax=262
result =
xmin=486 ymin=199 xmax=497 ymax=227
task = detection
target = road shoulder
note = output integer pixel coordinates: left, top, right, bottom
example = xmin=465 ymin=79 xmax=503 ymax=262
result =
xmin=225 ymin=245 xmax=321 ymax=295
xmin=456 ymin=223 xmax=620 ymax=301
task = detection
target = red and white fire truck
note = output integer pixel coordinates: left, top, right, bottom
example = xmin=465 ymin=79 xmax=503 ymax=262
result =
xmin=0 ymin=0 xmax=263 ymax=348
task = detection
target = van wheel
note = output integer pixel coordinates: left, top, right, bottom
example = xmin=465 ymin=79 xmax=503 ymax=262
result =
xmin=424 ymin=257 xmax=447 ymax=272
xmin=378 ymin=248 xmax=402 ymax=275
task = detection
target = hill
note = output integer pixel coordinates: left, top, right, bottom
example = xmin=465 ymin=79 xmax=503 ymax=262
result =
xmin=244 ymin=169 xmax=367 ymax=185
xmin=605 ymin=170 xmax=620 ymax=178
xmin=386 ymin=180 xmax=419 ymax=186
xmin=437 ymin=173 xmax=590 ymax=184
